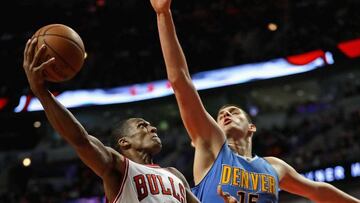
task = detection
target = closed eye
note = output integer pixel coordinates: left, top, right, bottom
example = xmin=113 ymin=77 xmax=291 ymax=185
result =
xmin=217 ymin=113 xmax=224 ymax=121
xmin=137 ymin=122 xmax=150 ymax=129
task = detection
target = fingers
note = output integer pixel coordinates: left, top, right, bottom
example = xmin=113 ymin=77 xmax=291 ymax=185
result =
xmin=23 ymin=39 xmax=31 ymax=66
xmin=217 ymin=185 xmax=224 ymax=196
xmin=217 ymin=185 xmax=238 ymax=203
xmin=27 ymin=38 xmax=38 ymax=66
xmin=31 ymin=44 xmax=47 ymax=69
xmin=227 ymin=196 xmax=238 ymax=203
xmin=34 ymin=57 xmax=56 ymax=73
xmin=217 ymin=185 xmax=229 ymax=197
xmin=217 ymin=185 xmax=230 ymax=199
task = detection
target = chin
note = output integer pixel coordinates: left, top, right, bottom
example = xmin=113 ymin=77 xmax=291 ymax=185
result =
xmin=151 ymin=143 xmax=162 ymax=155
xmin=152 ymin=145 xmax=162 ymax=155
xmin=224 ymin=126 xmax=244 ymax=137
xmin=223 ymin=125 xmax=234 ymax=133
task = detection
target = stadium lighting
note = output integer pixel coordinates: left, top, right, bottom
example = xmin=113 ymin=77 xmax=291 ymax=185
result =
xmin=268 ymin=23 xmax=278 ymax=31
xmin=23 ymin=158 xmax=31 ymax=167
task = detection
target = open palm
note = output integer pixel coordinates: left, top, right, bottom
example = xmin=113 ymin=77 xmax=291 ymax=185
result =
xmin=150 ymin=0 xmax=171 ymax=13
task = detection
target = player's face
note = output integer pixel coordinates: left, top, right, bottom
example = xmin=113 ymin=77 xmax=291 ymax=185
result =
xmin=217 ymin=106 xmax=251 ymax=136
xmin=126 ymin=118 xmax=162 ymax=155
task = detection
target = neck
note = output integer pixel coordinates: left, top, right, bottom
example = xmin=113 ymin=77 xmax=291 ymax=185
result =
xmin=124 ymin=150 xmax=154 ymax=165
xmin=227 ymin=136 xmax=252 ymax=158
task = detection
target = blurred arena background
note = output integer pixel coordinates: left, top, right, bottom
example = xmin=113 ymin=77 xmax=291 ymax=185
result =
xmin=0 ymin=0 xmax=360 ymax=202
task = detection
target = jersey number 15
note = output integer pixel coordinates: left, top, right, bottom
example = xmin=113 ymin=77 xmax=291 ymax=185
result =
xmin=238 ymin=191 xmax=259 ymax=203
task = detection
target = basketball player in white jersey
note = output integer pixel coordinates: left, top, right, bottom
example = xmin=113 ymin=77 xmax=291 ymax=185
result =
xmin=22 ymin=37 xmax=204 ymax=202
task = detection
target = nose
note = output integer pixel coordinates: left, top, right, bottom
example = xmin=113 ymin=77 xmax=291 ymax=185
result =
xmin=149 ymin=126 xmax=157 ymax=133
xmin=218 ymin=110 xmax=230 ymax=121
xmin=222 ymin=110 xmax=231 ymax=119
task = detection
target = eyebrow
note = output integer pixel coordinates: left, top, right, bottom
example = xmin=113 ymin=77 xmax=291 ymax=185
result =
xmin=218 ymin=107 xmax=240 ymax=117
xmin=135 ymin=120 xmax=150 ymax=126
xmin=230 ymin=108 xmax=240 ymax=113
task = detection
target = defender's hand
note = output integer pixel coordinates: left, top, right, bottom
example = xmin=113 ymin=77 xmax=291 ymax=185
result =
xmin=150 ymin=0 xmax=171 ymax=14
xmin=23 ymin=38 xmax=55 ymax=95
xmin=217 ymin=185 xmax=239 ymax=203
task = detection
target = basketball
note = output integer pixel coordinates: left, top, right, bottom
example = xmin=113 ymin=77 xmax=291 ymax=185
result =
xmin=32 ymin=24 xmax=86 ymax=82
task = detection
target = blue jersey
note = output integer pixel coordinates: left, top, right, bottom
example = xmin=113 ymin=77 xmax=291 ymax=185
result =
xmin=191 ymin=143 xmax=279 ymax=203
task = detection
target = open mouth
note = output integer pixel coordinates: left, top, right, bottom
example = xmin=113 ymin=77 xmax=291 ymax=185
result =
xmin=223 ymin=118 xmax=232 ymax=125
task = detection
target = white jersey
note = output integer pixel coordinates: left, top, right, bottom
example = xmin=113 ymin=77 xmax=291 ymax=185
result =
xmin=111 ymin=158 xmax=186 ymax=203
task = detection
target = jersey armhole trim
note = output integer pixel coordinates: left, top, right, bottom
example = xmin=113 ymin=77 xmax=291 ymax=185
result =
xmin=111 ymin=158 xmax=129 ymax=203
xmin=192 ymin=141 xmax=227 ymax=189
xmin=262 ymin=157 xmax=280 ymax=185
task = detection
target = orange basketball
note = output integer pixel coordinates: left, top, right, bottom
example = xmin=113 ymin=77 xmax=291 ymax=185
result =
xmin=32 ymin=24 xmax=86 ymax=82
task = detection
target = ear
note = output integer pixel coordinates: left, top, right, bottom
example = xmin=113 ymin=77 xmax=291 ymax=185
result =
xmin=118 ymin=137 xmax=131 ymax=150
xmin=248 ymin=123 xmax=257 ymax=133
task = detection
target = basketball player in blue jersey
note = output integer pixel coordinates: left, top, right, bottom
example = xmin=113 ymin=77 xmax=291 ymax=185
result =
xmin=22 ymin=37 xmax=210 ymax=203
xmin=150 ymin=0 xmax=360 ymax=202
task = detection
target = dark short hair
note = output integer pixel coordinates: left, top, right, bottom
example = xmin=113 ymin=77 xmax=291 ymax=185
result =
xmin=111 ymin=118 xmax=133 ymax=152
xmin=218 ymin=104 xmax=253 ymax=124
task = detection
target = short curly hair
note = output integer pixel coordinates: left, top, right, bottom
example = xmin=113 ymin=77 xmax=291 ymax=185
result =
xmin=110 ymin=118 xmax=133 ymax=152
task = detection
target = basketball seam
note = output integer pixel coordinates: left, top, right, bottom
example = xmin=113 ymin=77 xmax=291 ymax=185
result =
xmin=44 ymin=68 xmax=63 ymax=82
xmin=38 ymin=33 xmax=85 ymax=54
xmin=33 ymin=24 xmax=84 ymax=81
xmin=32 ymin=28 xmax=60 ymax=81
xmin=41 ymin=25 xmax=85 ymax=54
xmin=36 ymin=25 xmax=85 ymax=56
xmin=43 ymin=38 xmax=77 ymax=73
xmin=41 ymin=24 xmax=59 ymax=36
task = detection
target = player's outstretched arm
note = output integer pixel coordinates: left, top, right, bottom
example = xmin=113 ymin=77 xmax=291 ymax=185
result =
xmin=266 ymin=157 xmax=360 ymax=203
xmin=150 ymin=0 xmax=224 ymax=154
xmin=23 ymin=38 xmax=123 ymax=179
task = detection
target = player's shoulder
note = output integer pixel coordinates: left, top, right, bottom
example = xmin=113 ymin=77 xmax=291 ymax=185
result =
xmin=263 ymin=156 xmax=284 ymax=164
xmin=104 ymin=146 xmax=127 ymax=171
xmin=264 ymin=156 xmax=293 ymax=169
xmin=106 ymin=146 xmax=125 ymax=161
xmin=264 ymin=156 xmax=296 ymax=180
xmin=264 ymin=156 xmax=295 ymax=167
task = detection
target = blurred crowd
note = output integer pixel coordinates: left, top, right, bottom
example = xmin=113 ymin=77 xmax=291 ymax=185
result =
xmin=1 ymin=0 xmax=359 ymax=97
